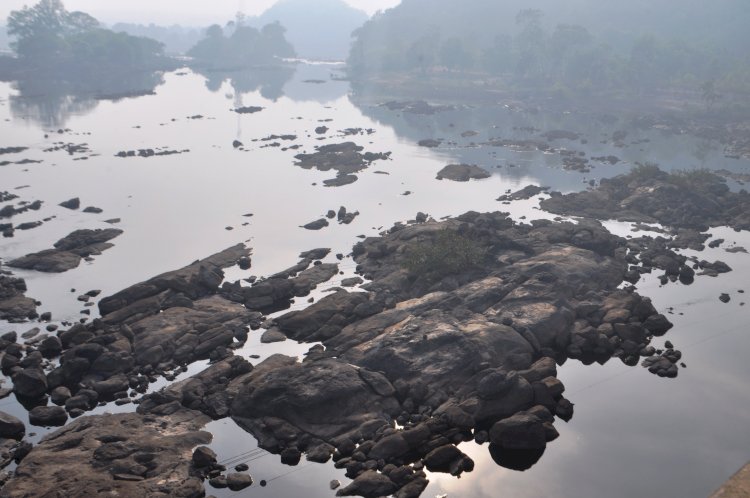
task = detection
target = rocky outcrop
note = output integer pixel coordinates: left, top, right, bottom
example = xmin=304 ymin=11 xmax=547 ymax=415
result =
xmin=8 ymin=229 xmax=123 ymax=273
xmin=0 ymin=269 xmax=37 ymax=322
xmin=213 ymin=212 xmax=677 ymax=497
xmin=541 ymin=166 xmax=750 ymax=236
xmin=0 ymin=408 xmax=210 ymax=498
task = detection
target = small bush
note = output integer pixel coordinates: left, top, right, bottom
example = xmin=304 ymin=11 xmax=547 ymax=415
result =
xmin=403 ymin=229 xmax=487 ymax=278
xmin=628 ymin=162 xmax=664 ymax=181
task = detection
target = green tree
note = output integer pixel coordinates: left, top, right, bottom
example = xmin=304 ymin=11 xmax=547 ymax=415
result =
xmin=7 ymin=0 xmax=98 ymax=59
xmin=514 ymin=8 xmax=545 ymax=81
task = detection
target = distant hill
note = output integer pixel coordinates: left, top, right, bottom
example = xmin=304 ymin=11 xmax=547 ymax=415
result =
xmin=249 ymin=0 xmax=368 ymax=61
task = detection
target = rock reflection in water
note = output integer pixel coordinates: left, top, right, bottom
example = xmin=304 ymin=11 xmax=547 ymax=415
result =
xmin=489 ymin=444 xmax=545 ymax=472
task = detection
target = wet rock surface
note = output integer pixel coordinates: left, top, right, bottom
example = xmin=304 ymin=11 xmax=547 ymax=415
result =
xmin=8 ymin=229 xmax=123 ymax=273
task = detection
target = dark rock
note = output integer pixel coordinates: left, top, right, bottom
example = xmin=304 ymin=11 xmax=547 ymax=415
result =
xmin=59 ymin=198 xmax=80 ymax=210
xmin=29 ymin=406 xmax=68 ymax=427
xmin=192 ymin=446 xmax=217 ymax=468
xmin=336 ymin=470 xmax=397 ymax=497
xmin=226 ymin=473 xmax=253 ymax=491
xmin=303 ymin=219 xmax=329 ymax=231
xmin=13 ymin=368 xmax=48 ymax=398
xmin=0 ymin=411 xmax=25 ymax=439
xmin=489 ymin=412 xmax=547 ymax=449
xmin=436 ymin=164 xmax=491 ymax=182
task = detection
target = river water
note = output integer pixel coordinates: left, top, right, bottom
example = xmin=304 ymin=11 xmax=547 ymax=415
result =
xmin=0 ymin=62 xmax=749 ymax=497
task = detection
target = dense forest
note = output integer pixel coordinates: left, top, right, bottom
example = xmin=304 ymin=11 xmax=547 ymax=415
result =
xmin=187 ymin=21 xmax=296 ymax=69
xmin=3 ymin=0 xmax=170 ymax=74
xmin=348 ymin=0 xmax=750 ymax=97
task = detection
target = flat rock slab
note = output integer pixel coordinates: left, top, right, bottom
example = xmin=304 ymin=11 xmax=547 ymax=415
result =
xmin=711 ymin=462 xmax=750 ymax=498
xmin=9 ymin=228 xmax=123 ymax=273
xmin=0 ymin=408 xmax=211 ymax=497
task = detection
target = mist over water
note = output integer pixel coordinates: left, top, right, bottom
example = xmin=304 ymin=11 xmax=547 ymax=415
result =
xmin=0 ymin=1 xmax=749 ymax=497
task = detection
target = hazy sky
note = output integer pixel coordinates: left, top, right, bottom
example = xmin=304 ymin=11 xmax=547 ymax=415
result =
xmin=0 ymin=0 xmax=402 ymax=25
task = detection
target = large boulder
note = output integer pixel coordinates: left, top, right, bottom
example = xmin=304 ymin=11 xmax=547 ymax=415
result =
xmin=13 ymin=368 xmax=48 ymax=399
xmin=0 ymin=411 xmax=25 ymax=439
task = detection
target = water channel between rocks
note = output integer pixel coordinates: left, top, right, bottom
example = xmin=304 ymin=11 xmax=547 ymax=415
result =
xmin=0 ymin=62 xmax=749 ymax=497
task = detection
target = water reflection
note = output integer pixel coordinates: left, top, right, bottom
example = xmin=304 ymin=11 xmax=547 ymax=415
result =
xmin=348 ymin=87 xmax=750 ymax=192
xmin=9 ymin=69 xmax=166 ymax=128
xmin=193 ymin=65 xmax=295 ymax=101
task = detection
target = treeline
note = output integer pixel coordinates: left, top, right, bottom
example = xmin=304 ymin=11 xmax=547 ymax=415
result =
xmin=348 ymin=0 xmax=750 ymax=96
xmin=5 ymin=0 xmax=169 ymax=73
xmin=187 ymin=21 xmax=296 ymax=69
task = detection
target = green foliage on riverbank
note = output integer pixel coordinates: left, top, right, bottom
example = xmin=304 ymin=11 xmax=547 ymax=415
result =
xmin=5 ymin=0 xmax=169 ymax=73
xmin=187 ymin=22 xmax=295 ymax=69
xmin=348 ymin=0 xmax=750 ymax=98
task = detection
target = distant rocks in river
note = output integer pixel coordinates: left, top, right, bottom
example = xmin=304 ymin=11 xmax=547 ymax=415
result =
xmin=294 ymin=142 xmax=391 ymax=187
xmin=8 ymin=228 xmax=123 ymax=273
xmin=497 ymin=185 xmax=549 ymax=202
xmin=541 ymin=166 xmax=750 ymax=242
xmin=436 ymin=163 xmax=491 ymax=182
xmin=59 ymin=197 xmax=80 ymax=210
xmin=302 ymin=219 xmax=329 ymax=231
xmin=115 ymin=148 xmax=189 ymax=158
xmin=418 ymin=139 xmax=441 ymax=148
xmin=233 ymin=106 xmax=264 ymax=114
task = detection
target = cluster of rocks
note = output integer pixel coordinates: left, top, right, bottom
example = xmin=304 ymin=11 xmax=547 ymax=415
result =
xmin=294 ymin=142 xmax=391 ymax=187
xmin=0 ymin=270 xmax=38 ymax=322
xmin=541 ymin=166 xmax=750 ymax=236
xmin=119 ymin=211 xmax=683 ymax=498
xmin=8 ymin=228 xmax=123 ymax=273
xmin=192 ymin=446 xmax=253 ymax=491
xmin=0 ymin=208 xmax=713 ymax=496
xmin=2 ymin=245 xmax=261 ymax=426
xmin=58 ymin=197 xmax=103 ymax=213
xmin=221 ymin=248 xmax=338 ymax=315
xmin=303 ymin=207 xmax=360 ymax=231
xmin=115 ymin=148 xmax=189 ymax=158
xmin=0 ymin=200 xmax=43 ymax=222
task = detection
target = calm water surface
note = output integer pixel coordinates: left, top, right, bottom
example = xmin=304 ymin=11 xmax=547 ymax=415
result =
xmin=0 ymin=63 xmax=749 ymax=497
